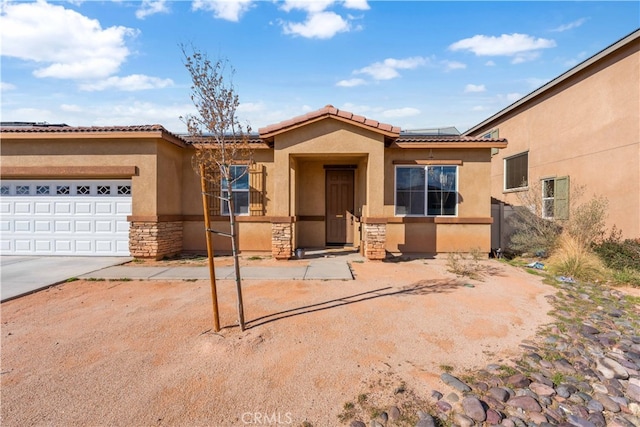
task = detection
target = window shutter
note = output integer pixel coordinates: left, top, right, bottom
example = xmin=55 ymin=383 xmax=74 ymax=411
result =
xmin=554 ymin=176 xmax=570 ymax=220
xmin=206 ymin=167 xmax=221 ymax=216
xmin=249 ymin=163 xmax=265 ymax=216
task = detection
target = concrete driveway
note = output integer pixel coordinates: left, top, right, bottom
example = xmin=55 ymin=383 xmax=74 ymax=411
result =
xmin=1 ymin=256 xmax=132 ymax=302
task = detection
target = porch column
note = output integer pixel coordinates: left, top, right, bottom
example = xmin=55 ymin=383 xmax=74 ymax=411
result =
xmin=271 ymin=217 xmax=293 ymax=260
xmin=362 ymin=219 xmax=387 ymax=260
xmin=128 ymin=216 xmax=183 ymax=260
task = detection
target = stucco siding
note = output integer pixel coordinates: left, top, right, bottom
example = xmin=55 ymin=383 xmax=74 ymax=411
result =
xmin=482 ymin=39 xmax=640 ymax=238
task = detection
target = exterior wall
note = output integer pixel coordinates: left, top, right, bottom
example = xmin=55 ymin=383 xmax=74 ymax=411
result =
xmin=470 ymin=38 xmax=640 ymax=239
xmin=383 ymin=148 xmax=493 ymax=254
xmin=129 ymin=221 xmax=183 ymax=259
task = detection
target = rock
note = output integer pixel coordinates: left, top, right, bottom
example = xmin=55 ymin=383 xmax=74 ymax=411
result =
xmin=596 ymin=357 xmax=629 ymax=380
xmin=594 ymin=392 xmax=621 ymax=412
xmin=500 ymin=419 xmax=515 ymax=427
xmin=416 ymin=410 xmax=429 ymax=420
xmin=626 ymin=383 xmax=640 ymax=402
xmin=378 ymin=411 xmax=388 ymax=423
xmin=435 ymin=400 xmax=451 ymax=412
xmin=489 ymin=387 xmax=511 ymax=402
xmin=530 ymin=382 xmax=556 ymax=397
xmin=486 ymin=409 xmax=503 ymax=425
xmin=445 ymin=392 xmax=459 ymax=402
xmin=507 ymin=374 xmax=531 ymax=388
xmin=587 ymin=412 xmax=607 ymax=427
xmin=567 ymin=414 xmax=596 ymax=427
xmin=430 ymin=390 xmax=443 ymax=401
xmin=388 ymin=406 xmax=400 ymax=421
xmin=527 ymin=412 xmax=548 ymax=424
xmin=587 ymin=399 xmax=604 ymax=412
xmin=507 ymin=396 xmax=543 ymax=412
xmin=581 ymin=324 xmax=600 ymax=335
xmin=350 ymin=421 xmax=366 ymax=427
xmin=370 ymin=421 xmax=384 ymax=427
xmin=440 ymin=373 xmax=471 ymax=392
xmin=462 ymin=396 xmax=486 ymax=422
xmin=452 ymin=413 xmax=474 ymax=427
xmin=530 ymin=373 xmax=554 ymax=387
xmin=414 ymin=417 xmax=436 ymax=427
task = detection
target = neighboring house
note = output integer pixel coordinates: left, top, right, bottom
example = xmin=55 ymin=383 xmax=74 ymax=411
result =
xmin=465 ymin=29 xmax=640 ymax=248
xmin=0 ymin=106 xmax=506 ymax=259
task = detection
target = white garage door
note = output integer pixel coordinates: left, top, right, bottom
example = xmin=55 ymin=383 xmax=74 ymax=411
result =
xmin=0 ymin=180 xmax=132 ymax=256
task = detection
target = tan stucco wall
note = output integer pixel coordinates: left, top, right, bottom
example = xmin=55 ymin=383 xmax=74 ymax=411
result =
xmin=0 ymin=137 xmax=161 ymax=216
xmin=472 ymin=39 xmax=640 ymax=238
xmin=272 ymin=119 xmax=385 ymax=218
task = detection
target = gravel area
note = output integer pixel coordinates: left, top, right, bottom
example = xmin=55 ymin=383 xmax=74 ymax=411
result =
xmin=0 ymin=257 xmax=598 ymax=426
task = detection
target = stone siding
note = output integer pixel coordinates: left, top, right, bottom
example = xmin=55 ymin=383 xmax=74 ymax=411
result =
xmin=129 ymin=221 xmax=183 ymax=259
xmin=271 ymin=222 xmax=292 ymax=260
xmin=363 ymin=223 xmax=386 ymax=260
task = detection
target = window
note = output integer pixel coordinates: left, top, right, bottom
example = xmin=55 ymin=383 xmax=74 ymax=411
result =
xmin=395 ymin=166 xmax=457 ymax=216
xmin=77 ymin=185 xmax=91 ymax=195
xmin=117 ymin=185 xmax=131 ymax=195
xmin=16 ymin=185 xmax=30 ymax=195
xmin=36 ymin=185 xmax=50 ymax=195
xmin=221 ymin=165 xmax=249 ymax=215
xmin=542 ymin=176 xmax=569 ymax=219
xmin=57 ymin=185 xmax=70 ymax=195
xmin=97 ymin=185 xmax=111 ymax=195
xmin=504 ymin=152 xmax=528 ymax=190
xmin=1 ymin=186 xmax=9 ymax=195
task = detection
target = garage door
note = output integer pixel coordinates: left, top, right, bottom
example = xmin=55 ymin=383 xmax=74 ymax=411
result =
xmin=0 ymin=180 xmax=132 ymax=256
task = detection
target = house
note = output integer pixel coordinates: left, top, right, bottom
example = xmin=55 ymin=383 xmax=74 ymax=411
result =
xmin=0 ymin=106 xmax=506 ymax=260
xmin=465 ymin=29 xmax=640 ymax=248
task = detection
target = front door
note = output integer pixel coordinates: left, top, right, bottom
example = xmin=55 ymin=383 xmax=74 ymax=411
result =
xmin=326 ymin=169 xmax=354 ymax=245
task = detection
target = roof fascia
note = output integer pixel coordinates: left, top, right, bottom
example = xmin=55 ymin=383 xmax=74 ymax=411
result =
xmin=464 ymin=29 xmax=640 ymax=136
xmin=2 ymin=130 xmax=188 ymax=148
xmin=259 ymin=114 xmax=400 ymax=140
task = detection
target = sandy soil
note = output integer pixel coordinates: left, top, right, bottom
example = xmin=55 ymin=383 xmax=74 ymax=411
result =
xmin=1 ymin=258 xmax=554 ymax=426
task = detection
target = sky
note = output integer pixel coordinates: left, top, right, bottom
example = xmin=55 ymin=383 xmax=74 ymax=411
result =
xmin=1 ymin=1 xmax=638 ymax=134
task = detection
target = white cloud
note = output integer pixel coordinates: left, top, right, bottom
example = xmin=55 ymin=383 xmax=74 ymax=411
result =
xmin=282 ymin=11 xmax=350 ymax=39
xmin=1 ymin=82 xmax=17 ymax=91
xmin=381 ymin=107 xmax=420 ymax=118
xmin=192 ymin=0 xmax=254 ymax=22
xmin=442 ymin=60 xmax=466 ymax=71
xmin=0 ymin=1 xmax=136 ymax=80
xmin=485 ymin=60 xmax=496 ymax=66
xmin=280 ymin=0 xmax=337 ymax=13
xmin=449 ymin=33 xmax=556 ymax=63
xmin=343 ymin=0 xmax=370 ymax=10
xmin=60 ymin=104 xmax=83 ymax=112
xmin=551 ymin=18 xmax=588 ymax=33
xmin=237 ymin=102 xmax=266 ymax=113
xmin=355 ymin=57 xmax=428 ymax=80
xmin=471 ymin=105 xmax=486 ymax=111
xmin=464 ymin=84 xmax=486 ymax=93
xmin=336 ymin=78 xmax=367 ymax=87
xmin=280 ymin=0 xmax=369 ymax=13
xmin=136 ymin=0 xmax=169 ymax=19
xmin=79 ymin=74 xmax=174 ymax=91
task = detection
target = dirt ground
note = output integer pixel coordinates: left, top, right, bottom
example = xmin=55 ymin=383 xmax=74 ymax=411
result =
xmin=1 ymin=257 xmax=555 ymax=426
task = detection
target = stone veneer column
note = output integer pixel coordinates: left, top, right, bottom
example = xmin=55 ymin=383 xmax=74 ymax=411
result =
xmin=363 ymin=222 xmax=387 ymax=260
xmin=129 ymin=221 xmax=183 ymax=260
xmin=271 ymin=221 xmax=293 ymax=260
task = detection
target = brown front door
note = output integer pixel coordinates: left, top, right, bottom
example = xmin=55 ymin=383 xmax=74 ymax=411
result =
xmin=326 ymin=169 xmax=354 ymax=245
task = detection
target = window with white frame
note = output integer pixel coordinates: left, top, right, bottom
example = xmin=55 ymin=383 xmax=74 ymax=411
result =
xmin=395 ymin=165 xmax=458 ymax=216
xmin=221 ymin=165 xmax=249 ymax=215
xmin=504 ymin=152 xmax=528 ymax=190
xmin=541 ymin=176 xmax=569 ymax=220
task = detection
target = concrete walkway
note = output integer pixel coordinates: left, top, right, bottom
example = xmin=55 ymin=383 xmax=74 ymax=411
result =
xmin=79 ymin=257 xmax=356 ymax=281
xmin=1 ymin=256 xmax=132 ymax=302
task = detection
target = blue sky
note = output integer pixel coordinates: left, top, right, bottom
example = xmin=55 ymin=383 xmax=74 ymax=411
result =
xmin=1 ymin=1 xmax=638 ymax=134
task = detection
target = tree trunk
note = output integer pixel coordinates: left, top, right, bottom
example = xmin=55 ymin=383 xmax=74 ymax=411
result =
xmin=226 ymin=182 xmax=245 ymax=331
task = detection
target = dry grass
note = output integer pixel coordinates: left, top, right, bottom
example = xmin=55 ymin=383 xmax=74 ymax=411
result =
xmin=547 ymin=234 xmax=606 ymax=281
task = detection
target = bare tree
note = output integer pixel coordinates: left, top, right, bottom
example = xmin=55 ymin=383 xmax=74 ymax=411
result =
xmin=181 ymin=45 xmax=253 ymax=331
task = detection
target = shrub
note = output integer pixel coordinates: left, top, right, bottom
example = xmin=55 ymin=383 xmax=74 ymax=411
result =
xmin=593 ymin=228 xmax=640 ymax=272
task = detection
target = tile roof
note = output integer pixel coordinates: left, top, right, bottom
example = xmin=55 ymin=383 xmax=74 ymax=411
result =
xmin=0 ymin=123 xmax=188 ymax=144
xmin=259 ymin=105 xmax=402 ymax=138
xmin=394 ymin=134 xmax=507 ymax=143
